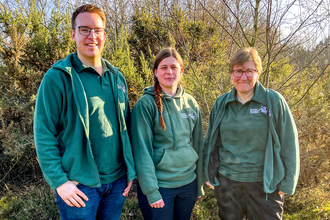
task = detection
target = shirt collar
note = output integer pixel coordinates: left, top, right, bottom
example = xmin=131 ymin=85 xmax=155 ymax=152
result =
xmin=251 ymin=81 xmax=268 ymax=106
xmin=225 ymin=81 xmax=268 ymax=106
xmin=72 ymin=52 xmax=109 ymax=74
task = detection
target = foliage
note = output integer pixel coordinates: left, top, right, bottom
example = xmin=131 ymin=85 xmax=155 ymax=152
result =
xmin=191 ymin=186 xmax=220 ymax=220
xmin=0 ymin=1 xmax=74 ymax=194
xmin=103 ymin=27 xmax=153 ymax=106
xmin=284 ymin=186 xmax=330 ymax=220
xmin=128 ymin=5 xmax=233 ymax=117
xmin=120 ymin=188 xmax=144 ymax=220
xmin=0 ymin=185 xmax=59 ymax=220
xmin=0 ymin=0 xmax=329 ymax=219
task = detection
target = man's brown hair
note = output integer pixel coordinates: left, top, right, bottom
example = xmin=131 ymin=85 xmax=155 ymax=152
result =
xmin=71 ymin=4 xmax=106 ymax=28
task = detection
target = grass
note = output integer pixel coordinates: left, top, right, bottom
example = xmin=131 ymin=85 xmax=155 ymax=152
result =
xmin=1 ymin=182 xmax=329 ymax=220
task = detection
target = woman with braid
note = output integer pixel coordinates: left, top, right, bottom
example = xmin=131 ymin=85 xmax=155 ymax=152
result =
xmin=131 ymin=47 xmax=204 ymax=220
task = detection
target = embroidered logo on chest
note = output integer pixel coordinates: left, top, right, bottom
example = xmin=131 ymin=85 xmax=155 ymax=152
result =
xmin=181 ymin=113 xmax=188 ymax=118
xmin=117 ymin=84 xmax=126 ymax=93
xmin=250 ymin=106 xmax=271 ymax=116
xmin=189 ymin=112 xmax=195 ymax=119
xmin=181 ymin=112 xmax=196 ymax=119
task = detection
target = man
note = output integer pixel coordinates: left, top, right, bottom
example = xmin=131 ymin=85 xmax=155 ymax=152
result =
xmin=34 ymin=4 xmax=135 ymax=219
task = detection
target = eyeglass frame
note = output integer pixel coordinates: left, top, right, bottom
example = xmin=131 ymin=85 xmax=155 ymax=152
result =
xmin=231 ymin=69 xmax=259 ymax=78
xmin=72 ymin=26 xmax=106 ymax=36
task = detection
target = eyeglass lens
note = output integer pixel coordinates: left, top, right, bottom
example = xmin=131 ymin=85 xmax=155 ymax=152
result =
xmin=78 ymin=26 xmax=105 ymax=36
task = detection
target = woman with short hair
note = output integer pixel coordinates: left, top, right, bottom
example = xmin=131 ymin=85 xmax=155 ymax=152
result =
xmin=204 ymin=47 xmax=299 ymax=220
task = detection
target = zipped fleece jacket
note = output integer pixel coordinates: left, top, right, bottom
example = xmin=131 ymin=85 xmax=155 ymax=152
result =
xmin=131 ymin=85 xmax=204 ymax=204
xmin=204 ymin=81 xmax=299 ymax=195
xmin=34 ymin=53 xmax=135 ymax=190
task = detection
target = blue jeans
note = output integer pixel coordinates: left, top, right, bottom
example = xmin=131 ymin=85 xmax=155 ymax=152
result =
xmin=137 ymin=178 xmax=198 ymax=220
xmin=56 ymin=175 xmax=127 ymax=220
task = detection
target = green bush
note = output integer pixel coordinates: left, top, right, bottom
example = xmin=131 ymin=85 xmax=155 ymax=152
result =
xmin=283 ymin=186 xmax=330 ymax=220
xmin=121 ymin=192 xmax=143 ymax=220
xmin=191 ymin=186 xmax=220 ymax=220
xmin=0 ymin=0 xmax=329 ymax=219
xmin=0 ymin=185 xmax=59 ymax=220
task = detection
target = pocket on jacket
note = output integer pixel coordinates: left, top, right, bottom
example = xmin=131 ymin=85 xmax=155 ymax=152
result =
xmin=155 ymin=146 xmax=198 ymax=180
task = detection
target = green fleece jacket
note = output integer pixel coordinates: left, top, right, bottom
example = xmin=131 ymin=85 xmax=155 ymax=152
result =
xmin=131 ymin=85 xmax=204 ymax=204
xmin=34 ymin=53 xmax=135 ymax=190
xmin=204 ymin=81 xmax=300 ymax=195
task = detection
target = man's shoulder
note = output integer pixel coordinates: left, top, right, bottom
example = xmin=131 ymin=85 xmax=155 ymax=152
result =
xmin=47 ymin=54 xmax=74 ymax=75
xmin=42 ymin=55 xmax=75 ymax=87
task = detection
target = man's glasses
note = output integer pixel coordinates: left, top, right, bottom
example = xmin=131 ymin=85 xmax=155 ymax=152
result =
xmin=73 ymin=26 xmax=106 ymax=36
xmin=231 ymin=69 xmax=258 ymax=78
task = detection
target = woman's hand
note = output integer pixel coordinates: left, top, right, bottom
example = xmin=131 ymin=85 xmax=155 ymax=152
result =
xmin=150 ymin=199 xmax=165 ymax=208
xmin=206 ymin=181 xmax=214 ymax=190
xmin=278 ymin=191 xmax=287 ymax=195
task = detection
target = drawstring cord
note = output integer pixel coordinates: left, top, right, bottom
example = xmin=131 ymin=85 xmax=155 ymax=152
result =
xmin=183 ymin=96 xmax=193 ymax=135
xmin=162 ymin=95 xmax=177 ymax=150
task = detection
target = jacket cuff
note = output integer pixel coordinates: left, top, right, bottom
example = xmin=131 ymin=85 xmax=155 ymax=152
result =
xmin=278 ymin=184 xmax=295 ymax=195
xmin=48 ymin=176 xmax=69 ymax=190
xmin=146 ymin=190 xmax=162 ymax=204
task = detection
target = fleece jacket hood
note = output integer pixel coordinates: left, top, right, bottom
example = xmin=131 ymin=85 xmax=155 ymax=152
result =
xmin=131 ymin=85 xmax=205 ymax=204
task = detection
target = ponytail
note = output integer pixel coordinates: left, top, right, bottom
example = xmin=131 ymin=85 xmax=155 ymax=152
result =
xmin=153 ymin=75 xmax=166 ymax=130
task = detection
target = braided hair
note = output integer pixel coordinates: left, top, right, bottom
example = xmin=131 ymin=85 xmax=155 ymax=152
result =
xmin=153 ymin=47 xmax=183 ymax=130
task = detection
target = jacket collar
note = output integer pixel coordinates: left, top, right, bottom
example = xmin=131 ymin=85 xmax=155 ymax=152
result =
xmin=142 ymin=84 xmax=185 ymax=99
xmin=225 ymin=81 xmax=268 ymax=106
xmin=71 ymin=52 xmax=111 ymax=75
xmin=162 ymin=85 xmax=185 ymax=100
xmin=53 ymin=53 xmax=119 ymax=76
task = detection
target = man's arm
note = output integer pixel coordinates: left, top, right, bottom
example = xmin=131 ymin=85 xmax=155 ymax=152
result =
xmin=34 ymin=74 xmax=68 ymax=189
xmin=121 ymin=76 xmax=135 ymax=195
xmin=34 ymin=74 xmax=88 ymax=207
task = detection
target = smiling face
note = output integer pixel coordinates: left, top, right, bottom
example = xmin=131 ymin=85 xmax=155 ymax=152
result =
xmin=71 ymin=12 xmax=106 ymax=64
xmin=231 ymin=60 xmax=260 ymax=95
xmin=154 ymin=56 xmax=183 ymax=94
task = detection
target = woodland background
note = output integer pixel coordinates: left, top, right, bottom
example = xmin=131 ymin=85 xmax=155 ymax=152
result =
xmin=0 ymin=0 xmax=329 ymax=219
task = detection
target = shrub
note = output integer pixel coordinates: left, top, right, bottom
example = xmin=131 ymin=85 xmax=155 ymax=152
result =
xmin=191 ymin=186 xmax=220 ymax=220
xmin=0 ymin=185 xmax=59 ymax=220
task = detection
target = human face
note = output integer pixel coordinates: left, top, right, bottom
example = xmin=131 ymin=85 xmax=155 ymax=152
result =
xmin=154 ymin=56 xmax=183 ymax=94
xmin=71 ymin=12 xmax=106 ymax=63
xmin=231 ymin=60 xmax=260 ymax=95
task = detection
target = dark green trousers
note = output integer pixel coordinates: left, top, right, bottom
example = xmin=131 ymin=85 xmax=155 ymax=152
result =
xmin=214 ymin=173 xmax=284 ymax=220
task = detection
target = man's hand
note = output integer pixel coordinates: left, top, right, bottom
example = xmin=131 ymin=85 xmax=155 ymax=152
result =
xmin=122 ymin=180 xmax=133 ymax=197
xmin=150 ymin=199 xmax=165 ymax=208
xmin=56 ymin=181 xmax=88 ymax=208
